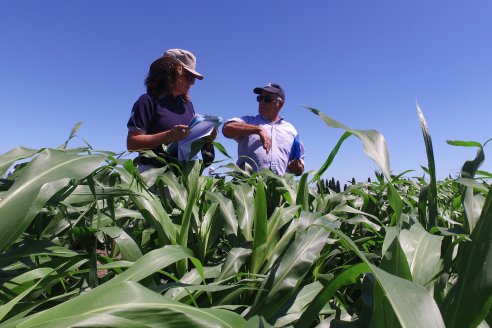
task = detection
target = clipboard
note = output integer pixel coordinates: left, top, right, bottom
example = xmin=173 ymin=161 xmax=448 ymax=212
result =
xmin=166 ymin=114 xmax=223 ymax=161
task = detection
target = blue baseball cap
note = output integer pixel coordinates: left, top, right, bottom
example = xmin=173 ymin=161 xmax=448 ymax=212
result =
xmin=253 ymin=83 xmax=285 ymax=101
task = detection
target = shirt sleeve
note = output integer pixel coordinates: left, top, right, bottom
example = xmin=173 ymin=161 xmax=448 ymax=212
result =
xmin=188 ymin=99 xmax=196 ymax=117
xmin=299 ymin=136 xmax=306 ymax=160
xmin=127 ymin=95 xmax=154 ymax=134
xmin=223 ymin=116 xmax=252 ymax=141
xmin=224 ymin=116 xmax=246 ymax=125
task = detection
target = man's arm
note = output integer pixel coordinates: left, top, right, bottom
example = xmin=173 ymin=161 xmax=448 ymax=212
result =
xmin=222 ymin=121 xmax=272 ymax=153
xmin=222 ymin=121 xmax=261 ymax=138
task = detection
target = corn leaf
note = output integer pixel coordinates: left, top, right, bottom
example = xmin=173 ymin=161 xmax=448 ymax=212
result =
xmin=231 ymin=183 xmax=255 ymax=241
xmin=0 ymin=147 xmax=38 ymax=177
xmin=441 ymin=186 xmax=492 ymax=328
xmin=99 ymin=227 xmax=143 ymax=262
xmin=252 ymin=178 xmax=268 ymax=273
xmin=6 ymin=281 xmax=244 ymax=328
xmin=0 ymin=149 xmax=106 ymax=252
xmin=324 ymin=228 xmax=445 ymax=328
xmin=305 ymin=106 xmax=391 ymax=180
xmin=158 ymin=172 xmax=188 ymax=210
xmin=416 ymin=103 xmax=438 ymax=228
xmin=295 ymin=263 xmax=370 ymax=328
xmin=251 ymin=224 xmax=331 ymax=320
xmin=399 ymin=223 xmax=443 ymax=288
xmin=205 ymin=191 xmax=238 ymax=238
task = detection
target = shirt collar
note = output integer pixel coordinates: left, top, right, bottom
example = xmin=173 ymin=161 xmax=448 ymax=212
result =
xmin=158 ymin=94 xmax=186 ymax=102
xmin=258 ymin=114 xmax=284 ymax=124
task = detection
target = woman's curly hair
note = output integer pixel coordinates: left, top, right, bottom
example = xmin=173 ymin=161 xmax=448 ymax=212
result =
xmin=145 ymin=56 xmax=189 ymax=99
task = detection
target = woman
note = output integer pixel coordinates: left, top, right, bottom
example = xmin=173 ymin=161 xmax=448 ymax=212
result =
xmin=127 ymin=49 xmax=216 ymax=171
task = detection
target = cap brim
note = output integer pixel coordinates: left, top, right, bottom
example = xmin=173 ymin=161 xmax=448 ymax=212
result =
xmin=184 ymin=67 xmax=204 ymax=80
xmin=253 ymin=87 xmax=265 ymax=94
xmin=254 ymin=86 xmax=282 ymax=97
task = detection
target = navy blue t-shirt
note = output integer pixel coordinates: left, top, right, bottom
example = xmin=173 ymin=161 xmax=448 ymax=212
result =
xmin=127 ymin=94 xmax=195 ymax=155
xmin=128 ymin=94 xmax=195 ymax=135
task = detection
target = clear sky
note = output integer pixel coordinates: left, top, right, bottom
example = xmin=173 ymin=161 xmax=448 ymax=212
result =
xmin=1 ymin=1 xmax=491 ymax=183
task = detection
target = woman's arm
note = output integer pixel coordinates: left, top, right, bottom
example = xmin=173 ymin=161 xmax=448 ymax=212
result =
xmin=126 ymin=125 xmax=190 ymax=151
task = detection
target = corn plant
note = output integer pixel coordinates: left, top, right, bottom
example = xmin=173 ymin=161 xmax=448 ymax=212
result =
xmin=0 ymin=105 xmax=491 ymax=327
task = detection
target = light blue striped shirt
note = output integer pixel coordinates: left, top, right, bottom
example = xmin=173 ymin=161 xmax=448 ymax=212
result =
xmin=226 ymin=115 xmax=305 ymax=175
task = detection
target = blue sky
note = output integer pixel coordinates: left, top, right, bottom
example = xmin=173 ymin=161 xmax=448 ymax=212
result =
xmin=1 ymin=1 xmax=491 ymax=182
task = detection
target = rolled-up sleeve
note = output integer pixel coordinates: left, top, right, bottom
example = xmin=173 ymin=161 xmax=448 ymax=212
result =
xmin=127 ymin=95 xmax=153 ymax=134
xmin=224 ymin=116 xmax=249 ymax=141
xmin=225 ymin=116 xmax=246 ymax=125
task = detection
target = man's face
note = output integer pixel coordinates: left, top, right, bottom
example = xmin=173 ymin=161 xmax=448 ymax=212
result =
xmin=257 ymin=92 xmax=283 ymax=121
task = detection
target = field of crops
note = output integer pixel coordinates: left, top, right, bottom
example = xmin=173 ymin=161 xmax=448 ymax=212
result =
xmin=0 ymin=106 xmax=491 ymax=327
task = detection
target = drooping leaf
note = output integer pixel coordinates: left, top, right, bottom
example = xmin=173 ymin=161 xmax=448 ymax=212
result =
xmin=0 ymin=149 xmax=106 ymax=252
xmin=6 ymin=281 xmax=245 ymax=328
xmin=310 ymin=131 xmax=352 ymax=184
xmin=305 ymin=106 xmax=391 ymax=180
xmin=0 ymin=147 xmax=38 ymax=177
xmin=447 ymin=139 xmax=487 ymax=180
xmin=105 ymin=245 xmax=202 ymax=287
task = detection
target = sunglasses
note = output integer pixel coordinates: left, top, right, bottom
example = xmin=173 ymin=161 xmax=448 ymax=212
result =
xmin=184 ymin=71 xmax=196 ymax=83
xmin=256 ymin=95 xmax=280 ymax=103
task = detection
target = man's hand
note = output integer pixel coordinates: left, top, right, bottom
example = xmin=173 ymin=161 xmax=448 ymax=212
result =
xmin=222 ymin=122 xmax=271 ymax=153
xmin=288 ymin=159 xmax=304 ymax=176
xmin=258 ymin=128 xmax=272 ymax=154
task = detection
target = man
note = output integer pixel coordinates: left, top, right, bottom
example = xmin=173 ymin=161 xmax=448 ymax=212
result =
xmin=223 ymin=83 xmax=305 ymax=176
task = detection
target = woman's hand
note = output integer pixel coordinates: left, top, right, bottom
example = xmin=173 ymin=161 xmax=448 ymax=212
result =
xmin=170 ymin=125 xmax=191 ymax=141
xmin=127 ymin=125 xmax=191 ymax=151
xmin=201 ymin=128 xmax=218 ymax=142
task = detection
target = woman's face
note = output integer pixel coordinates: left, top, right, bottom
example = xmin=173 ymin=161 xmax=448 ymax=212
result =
xmin=172 ymin=69 xmax=195 ymax=96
